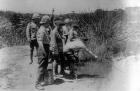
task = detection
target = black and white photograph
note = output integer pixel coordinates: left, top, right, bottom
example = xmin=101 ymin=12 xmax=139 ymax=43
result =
xmin=0 ymin=0 xmax=140 ymax=91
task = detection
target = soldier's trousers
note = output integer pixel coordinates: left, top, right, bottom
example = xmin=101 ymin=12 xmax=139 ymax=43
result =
xmin=36 ymin=44 xmax=49 ymax=85
xmin=30 ymin=39 xmax=38 ymax=61
xmin=52 ymin=52 xmax=65 ymax=75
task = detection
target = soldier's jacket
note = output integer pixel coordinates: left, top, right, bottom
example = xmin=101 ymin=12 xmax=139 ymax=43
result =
xmin=26 ymin=22 xmax=39 ymax=41
xmin=37 ymin=26 xmax=50 ymax=44
xmin=50 ymin=27 xmax=63 ymax=54
xmin=67 ymin=28 xmax=78 ymax=43
xmin=49 ymin=14 xmax=55 ymax=30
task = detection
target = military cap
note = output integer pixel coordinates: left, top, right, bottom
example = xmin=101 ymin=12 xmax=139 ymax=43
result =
xmin=40 ymin=15 xmax=50 ymax=24
xmin=32 ymin=13 xmax=40 ymax=19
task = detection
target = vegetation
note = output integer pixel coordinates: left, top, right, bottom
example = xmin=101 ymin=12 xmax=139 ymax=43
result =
xmin=0 ymin=9 xmax=127 ymax=61
xmin=0 ymin=11 xmax=31 ymax=46
xmin=62 ymin=9 xmax=126 ymax=61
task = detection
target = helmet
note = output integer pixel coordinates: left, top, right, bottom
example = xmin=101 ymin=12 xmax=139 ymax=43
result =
xmin=40 ymin=15 xmax=50 ymax=24
xmin=32 ymin=13 xmax=40 ymax=19
xmin=64 ymin=18 xmax=72 ymax=24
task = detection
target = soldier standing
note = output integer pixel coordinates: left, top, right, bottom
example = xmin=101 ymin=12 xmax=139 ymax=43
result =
xmin=50 ymin=21 xmax=65 ymax=76
xmin=26 ymin=13 xmax=40 ymax=64
xmin=35 ymin=15 xmax=52 ymax=90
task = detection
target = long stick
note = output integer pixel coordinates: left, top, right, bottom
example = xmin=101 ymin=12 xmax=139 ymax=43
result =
xmin=85 ymin=47 xmax=98 ymax=58
xmin=50 ymin=8 xmax=55 ymax=30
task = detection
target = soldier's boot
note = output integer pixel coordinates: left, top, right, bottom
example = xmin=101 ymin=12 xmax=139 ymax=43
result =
xmin=35 ymin=84 xmax=45 ymax=90
xmin=35 ymin=80 xmax=45 ymax=90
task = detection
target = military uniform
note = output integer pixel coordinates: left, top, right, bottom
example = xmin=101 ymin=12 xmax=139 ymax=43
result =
xmin=26 ymin=21 xmax=39 ymax=63
xmin=35 ymin=15 xmax=53 ymax=89
xmin=36 ymin=25 xmax=51 ymax=85
xmin=50 ymin=24 xmax=65 ymax=75
xmin=50 ymin=27 xmax=63 ymax=54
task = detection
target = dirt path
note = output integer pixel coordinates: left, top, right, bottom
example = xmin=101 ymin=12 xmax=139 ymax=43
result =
xmin=0 ymin=46 xmax=139 ymax=91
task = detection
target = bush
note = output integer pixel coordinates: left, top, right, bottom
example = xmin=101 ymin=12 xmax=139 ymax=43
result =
xmin=0 ymin=11 xmax=32 ymax=46
xmin=62 ymin=9 xmax=126 ymax=61
xmin=0 ymin=9 xmax=127 ymax=62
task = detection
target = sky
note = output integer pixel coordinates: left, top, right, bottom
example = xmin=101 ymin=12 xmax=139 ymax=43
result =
xmin=0 ymin=0 xmax=140 ymax=14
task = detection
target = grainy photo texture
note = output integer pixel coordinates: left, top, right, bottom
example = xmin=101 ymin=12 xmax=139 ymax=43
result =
xmin=0 ymin=0 xmax=140 ymax=91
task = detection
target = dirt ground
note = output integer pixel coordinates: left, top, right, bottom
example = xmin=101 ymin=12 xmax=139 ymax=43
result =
xmin=0 ymin=46 xmax=139 ymax=91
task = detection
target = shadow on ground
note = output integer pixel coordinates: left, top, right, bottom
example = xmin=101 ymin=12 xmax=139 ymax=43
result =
xmin=53 ymin=78 xmax=65 ymax=85
xmin=77 ymin=74 xmax=104 ymax=79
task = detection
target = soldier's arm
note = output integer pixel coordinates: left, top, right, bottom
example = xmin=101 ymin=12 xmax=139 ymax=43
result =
xmin=50 ymin=9 xmax=55 ymax=29
xmin=50 ymin=31 xmax=56 ymax=54
xmin=38 ymin=41 xmax=45 ymax=53
xmin=37 ymin=31 xmax=46 ymax=53
xmin=26 ymin=23 xmax=31 ymax=42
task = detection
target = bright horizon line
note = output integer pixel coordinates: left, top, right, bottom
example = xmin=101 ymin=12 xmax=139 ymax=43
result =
xmin=1 ymin=0 xmax=140 ymax=14
xmin=0 ymin=6 xmax=138 ymax=15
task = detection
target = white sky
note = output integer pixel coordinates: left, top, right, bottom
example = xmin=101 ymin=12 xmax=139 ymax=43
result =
xmin=0 ymin=0 xmax=140 ymax=14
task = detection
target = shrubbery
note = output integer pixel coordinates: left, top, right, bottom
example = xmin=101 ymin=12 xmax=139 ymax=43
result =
xmin=0 ymin=9 xmax=127 ymax=61
xmin=63 ymin=9 xmax=126 ymax=61
xmin=0 ymin=11 xmax=31 ymax=46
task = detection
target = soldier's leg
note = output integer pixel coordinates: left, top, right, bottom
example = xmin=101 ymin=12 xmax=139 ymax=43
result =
xmin=34 ymin=40 xmax=39 ymax=57
xmin=29 ymin=40 xmax=34 ymax=64
xmin=57 ymin=64 xmax=61 ymax=75
xmin=52 ymin=54 xmax=60 ymax=76
xmin=36 ymin=64 xmax=44 ymax=85
xmin=36 ymin=44 xmax=46 ymax=84
xmin=56 ymin=54 xmax=62 ymax=75
xmin=52 ymin=57 xmax=57 ymax=76
xmin=59 ymin=52 xmax=65 ymax=75
xmin=66 ymin=53 xmax=76 ymax=78
xmin=40 ymin=57 xmax=48 ymax=86
xmin=35 ymin=60 xmax=46 ymax=90
xmin=42 ymin=44 xmax=53 ymax=85
xmin=35 ymin=46 xmax=46 ymax=89
xmin=46 ymin=60 xmax=54 ymax=85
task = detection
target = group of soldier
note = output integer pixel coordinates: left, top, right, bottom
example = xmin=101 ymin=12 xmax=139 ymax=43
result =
xmin=26 ymin=13 xmax=79 ymax=90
